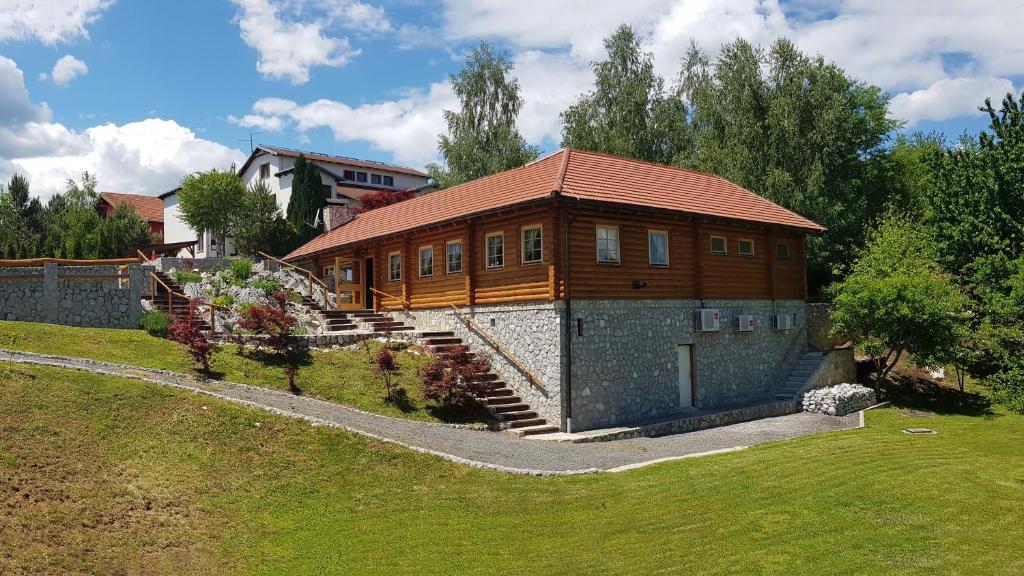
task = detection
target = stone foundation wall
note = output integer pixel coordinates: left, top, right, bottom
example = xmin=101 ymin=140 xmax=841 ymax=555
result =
xmin=568 ymin=299 xmax=807 ymax=431
xmin=387 ymin=303 xmax=564 ymax=427
xmin=0 ymin=263 xmax=143 ymax=328
xmin=803 ymin=346 xmax=856 ymax=393
xmin=807 ymin=303 xmax=848 ymax=349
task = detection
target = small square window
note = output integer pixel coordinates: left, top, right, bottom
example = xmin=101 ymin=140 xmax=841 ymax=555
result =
xmin=596 ymin=225 xmax=620 ymax=264
xmin=486 ymin=232 xmax=504 ymax=269
xmin=648 ymin=230 xmax=669 ymax=266
xmin=738 ymin=239 xmax=755 ymax=257
xmin=322 ymin=184 xmax=333 ymax=200
xmin=521 ymin=225 xmax=543 ymax=264
xmin=356 ymin=171 xmax=368 ymax=183
xmin=419 ymin=246 xmax=433 ymax=277
xmin=776 ymin=243 xmax=791 ymax=259
xmin=388 ymin=252 xmax=401 ymax=282
xmin=710 ymin=236 xmax=728 ymax=255
xmin=447 ymin=240 xmax=463 ymax=274
xmin=343 ymin=169 xmax=356 ymax=180
xmin=259 ymin=163 xmax=270 ymax=180
xmin=371 ymin=174 xmax=382 ymax=185
xmin=383 ymin=175 xmax=394 ymax=187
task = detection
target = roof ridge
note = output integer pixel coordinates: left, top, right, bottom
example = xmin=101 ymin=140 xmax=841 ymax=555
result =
xmin=553 ymin=148 xmax=570 ymax=194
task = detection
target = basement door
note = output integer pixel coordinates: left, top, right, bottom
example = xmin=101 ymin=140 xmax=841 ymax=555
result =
xmin=678 ymin=345 xmax=694 ymax=408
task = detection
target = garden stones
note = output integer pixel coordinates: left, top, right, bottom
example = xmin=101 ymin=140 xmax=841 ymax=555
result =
xmin=802 ymin=383 xmax=876 ymax=416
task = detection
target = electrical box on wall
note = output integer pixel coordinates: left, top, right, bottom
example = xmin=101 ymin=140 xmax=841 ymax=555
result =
xmin=734 ymin=315 xmax=755 ymax=332
xmin=697 ymin=309 xmax=720 ymax=332
xmin=773 ymin=313 xmax=795 ymax=330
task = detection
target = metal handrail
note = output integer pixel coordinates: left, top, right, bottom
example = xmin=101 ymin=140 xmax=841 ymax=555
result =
xmin=446 ymin=303 xmax=546 ymax=391
xmin=150 ymin=271 xmax=224 ymax=331
xmin=258 ymin=251 xmax=331 ymax=309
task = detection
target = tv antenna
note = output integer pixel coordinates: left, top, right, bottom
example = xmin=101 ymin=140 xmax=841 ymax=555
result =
xmin=239 ymin=131 xmax=262 ymax=153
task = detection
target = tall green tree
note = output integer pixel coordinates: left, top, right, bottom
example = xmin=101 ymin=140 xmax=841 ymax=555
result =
xmin=55 ymin=172 xmax=103 ymax=259
xmin=561 ymin=25 xmax=691 ymax=165
xmin=96 ymin=203 xmax=155 ymax=258
xmin=286 ymin=154 xmax=324 ymax=245
xmin=178 ymin=169 xmax=245 ymax=256
xmin=231 ymin=180 xmax=295 ymax=256
xmin=427 ymin=42 xmax=539 ymax=189
xmin=0 ymin=174 xmax=40 ymax=258
xmin=680 ymin=37 xmax=899 ymax=292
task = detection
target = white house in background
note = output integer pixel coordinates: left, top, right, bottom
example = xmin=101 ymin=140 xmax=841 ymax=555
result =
xmin=160 ymin=145 xmax=434 ymax=258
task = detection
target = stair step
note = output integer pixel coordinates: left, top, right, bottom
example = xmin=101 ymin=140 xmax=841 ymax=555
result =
xmin=416 ymin=331 xmax=455 ymax=338
xmin=498 ymin=410 xmax=538 ymax=421
xmin=510 ymin=424 xmax=560 ymax=437
xmin=505 ymin=417 xmax=548 ymax=429
xmin=488 ymin=399 xmax=526 ymax=410
xmin=423 ymin=337 xmax=463 ymax=345
xmin=482 ymin=387 xmax=514 ymax=397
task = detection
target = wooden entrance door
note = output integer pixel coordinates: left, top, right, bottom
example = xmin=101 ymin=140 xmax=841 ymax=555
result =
xmin=334 ymin=257 xmax=364 ymax=310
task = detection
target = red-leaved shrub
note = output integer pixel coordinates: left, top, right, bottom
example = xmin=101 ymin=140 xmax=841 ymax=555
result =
xmin=353 ymin=189 xmax=415 ymax=213
xmin=374 ymin=347 xmax=402 ymax=401
xmin=167 ymin=301 xmax=217 ymax=373
xmin=421 ymin=345 xmax=492 ymax=406
xmin=238 ymin=291 xmax=301 ymax=392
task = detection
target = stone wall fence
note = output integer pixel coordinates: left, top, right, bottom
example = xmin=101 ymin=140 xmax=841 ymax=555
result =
xmin=806 ymin=302 xmax=849 ymax=350
xmin=0 ymin=258 xmax=144 ymax=329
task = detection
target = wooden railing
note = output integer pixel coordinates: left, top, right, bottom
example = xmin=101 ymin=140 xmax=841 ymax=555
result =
xmin=150 ymin=272 xmax=223 ymax=332
xmin=369 ymin=286 xmax=409 ymax=309
xmin=0 ymin=257 xmax=142 ymax=267
xmin=258 ymin=251 xmax=331 ymax=309
xmin=136 ymin=249 xmax=150 ymax=262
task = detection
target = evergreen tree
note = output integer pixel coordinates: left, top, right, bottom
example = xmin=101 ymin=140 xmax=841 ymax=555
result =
xmin=427 ymin=42 xmax=539 ymax=189
xmin=232 ymin=180 xmax=295 ymax=256
xmin=286 ymin=154 xmax=324 ymax=244
xmin=96 ymin=203 xmax=155 ymax=258
xmin=560 ymin=25 xmax=692 ymax=165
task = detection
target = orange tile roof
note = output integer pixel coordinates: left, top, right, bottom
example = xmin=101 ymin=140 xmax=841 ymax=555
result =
xmin=286 ymin=149 xmax=825 ymax=261
xmin=98 ymin=192 xmax=164 ymax=222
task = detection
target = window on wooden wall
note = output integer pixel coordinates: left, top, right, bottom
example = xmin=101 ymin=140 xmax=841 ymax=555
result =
xmin=323 ymin=265 xmax=335 ymax=283
xmin=776 ymin=243 xmax=791 ymax=260
xmin=388 ymin=252 xmax=401 ymax=282
xmin=710 ymin=235 xmax=728 ymax=255
xmin=447 ymin=240 xmax=463 ymax=274
xmin=521 ymin=224 xmax=543 ymax=264
xmin=738 ymin=238 xmax=755 ymax=257
xmin=486 ymin=232 xmax=504 ymax=269
xmin=419 ymin=246 xmax=433 ymax=277
xmin=596 ymin=225 xmax=620 ymax=264
xmin=648 ymin=230 xmax=669 ymax=266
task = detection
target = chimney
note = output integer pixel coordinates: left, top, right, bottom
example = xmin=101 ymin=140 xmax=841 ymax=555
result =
xmin=323 ymin=206 xmax=357 ymax=231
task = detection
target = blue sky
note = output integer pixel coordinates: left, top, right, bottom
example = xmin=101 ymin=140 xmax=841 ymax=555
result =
xmin=1 ymin=0 xmax=1022 ymax=199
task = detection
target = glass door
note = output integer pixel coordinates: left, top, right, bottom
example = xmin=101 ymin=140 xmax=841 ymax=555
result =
xmin=334 ymin=258 xmax=363 ymax=310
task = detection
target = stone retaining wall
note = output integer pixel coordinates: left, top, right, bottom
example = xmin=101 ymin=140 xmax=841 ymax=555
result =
xmin=0 ymin=263 xmax=144 ymax=328
xmin=807 ymin=303 xmax=848 ymax=349
xmin=151 ymin=256 xmax=235 ymax=273
xmin=802 ymin=346 xmax=856 ymax=393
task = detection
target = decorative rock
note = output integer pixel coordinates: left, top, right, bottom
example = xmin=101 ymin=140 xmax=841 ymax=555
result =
xmin=802 ymin=383 xmax=876 ymax=416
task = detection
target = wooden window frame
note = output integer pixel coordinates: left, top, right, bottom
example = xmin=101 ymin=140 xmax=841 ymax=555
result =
xmin=710 ymin=235 xmax=728 ymax=256
xmin=323 ymin=264 xmax=335 ymax=281
xmin=596 ymin=224 xmax=621 ymax=265
xmin=485 ymin=231 xmax=504 ymax=270
xmin=446 ymin=239 xmax=464 ymax=275
xmin=418 ymin=245 xmax=434 ymax=278
xmin=648 ymin=229 xmax=670 ymax=267
xmin=738 ymin=238 xmax=755 ymax=257
xmin=776 ymin=242 xmax=791 ymax=260
xmin=520 ymin=224 xmax=543 ymax=265
xmin=388 ymin=251 xmax=401 ymax=283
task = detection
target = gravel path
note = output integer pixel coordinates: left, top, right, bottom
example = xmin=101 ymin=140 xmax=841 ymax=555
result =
xmin=0 ymin=349 xmax=862 ymax=476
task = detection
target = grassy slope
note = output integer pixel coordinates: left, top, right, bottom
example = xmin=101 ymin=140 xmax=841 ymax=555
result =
xmin=0 ymin=320 xmax=488 ymax=424
xmin=1 ymin=363 xmax=1023 ymax=575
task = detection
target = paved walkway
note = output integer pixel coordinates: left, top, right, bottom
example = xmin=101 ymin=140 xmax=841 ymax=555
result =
xmin=0 ymin=349 xmax=862 ymax=475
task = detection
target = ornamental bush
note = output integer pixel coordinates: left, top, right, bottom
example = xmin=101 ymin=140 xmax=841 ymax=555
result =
xmin=229 ymin=257 xmax=254 ymax=281
xmin=421 ymin=345 xmax=492 ymax=407
xmin=252 ymin=277 xmax=280 ymax=296
xmin=138 ymin=310 xmax=171 ymax=337
xmin=173 ymin=270 xmax=202 ymax=286
xmin=237 ymin=291 xmax=301 ymax=392
xmin=167 ymin=301 xmax=217 ymax=373
xmin=374 ymin=347 xmax=402 ymax=401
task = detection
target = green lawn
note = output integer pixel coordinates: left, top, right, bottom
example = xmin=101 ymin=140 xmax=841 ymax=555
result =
xmin=1 ymin=361 xmax=1023 ymax=575
xmin=0 ymin=320 xmax=489 ymax=425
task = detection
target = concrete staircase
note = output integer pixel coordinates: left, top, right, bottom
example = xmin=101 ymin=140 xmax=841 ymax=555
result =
xmin=417 ymin=330 xmax=558 ymax=436
xmin=774 ymin=350 xmax=826 ymax=399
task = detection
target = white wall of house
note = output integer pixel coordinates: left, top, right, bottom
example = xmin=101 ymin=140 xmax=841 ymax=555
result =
xmin=162 ymin=192 xmax=235 ymax=258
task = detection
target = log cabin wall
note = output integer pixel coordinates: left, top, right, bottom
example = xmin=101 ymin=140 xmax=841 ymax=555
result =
xmin=305 ymin=202 xmax=808 ymax=309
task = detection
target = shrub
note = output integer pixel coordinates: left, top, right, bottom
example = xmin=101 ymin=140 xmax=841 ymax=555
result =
xmin=138 ymin=310 xmax=171 ymax=337
xmin=173 ymin=270 xmax=202 ymax=286
xmin=167 ymin=301 xmax=217 ymax=373
xmin=287 ymin=291 xmax=303 ymax=304
xmin=237 ymin=302 xmax=259 ymax=317
xmin=230 ymin=258 xmax=254 ymax=281
xmin=238 ymin=291 xmax=301 ymax=392
xmin=213 ymin=294 xmax=235 ymax=308
xmin=252 ymin=277 xmax=280 ymax=295
xmin=374 ymin=347 xmax=402 ymax=401
xmin=421 ymin=345 xmax=492 ymax=407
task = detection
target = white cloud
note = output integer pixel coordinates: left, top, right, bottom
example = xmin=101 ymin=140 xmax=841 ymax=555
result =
xmin=227 ymin=113 xmax=287 ymax=132
xmin=232 ymin=0 xmax=360 ymax=84
xmin=316 ymin=0 xmax=391 ymax=31
xmin=0 ymin=57 xmax=244 ymax=200
xmin=513 ymin=50 xmax=593 ymax=144
xmin=49 ymin=54 xmax=88 ymax=85
xmin=0 ymin=0 xmax=112 ymax=44
xmin=889 ymin=76 xmax=1016 ymax=126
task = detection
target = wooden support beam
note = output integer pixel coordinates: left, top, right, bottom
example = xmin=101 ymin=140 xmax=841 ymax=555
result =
xmin=465 ymin=221 xmax=476 ymax=305
xmin=694 ymin=221 xmax=705 ymax=300
xmin=401 ymin=236 xmax=411 ymax=310
xmin=767 ymin=230 xmax=777 ymax=300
